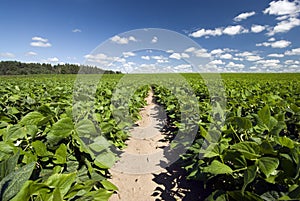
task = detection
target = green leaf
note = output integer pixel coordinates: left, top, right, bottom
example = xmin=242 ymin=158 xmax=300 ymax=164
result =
xmin=46 ymin=172 xmax=76 ymax=197
xmin=19 ymin=111 xmax=44 ymax=126
xmin=32 ymin=140 xmax=49 ymax=157
xmin=233 ymin=117 xmax=252 ymax=130
xmin=89 ymin=136 xmax=111 ymax=153
xmin=0 ymin=152 xmax=19 ymax=180
xmin=223 ymin=150 xmax=247 ymax=169
xmin=47 ymin=118 xmax=74 ymax=145
xmin=231 ymin=141 xmax=261 ymax=159
xmin=277 ymin=136 xmax=294 ymax=149
xmin=100 ymin=180 xmax=118 ymax=191
xmin=0 ymin=162 xmax=35 ymax=201
xmin=11 ymin=180 xmax=49 ymax=201
xmin=257 ymin=157 xmax=279 ymax=177
xmin=228 ymin=191 xmax=263 ymax=201
xmin=75 ymin=119 xmax=98 ymax=137
xmin=94 ymin=151 xmax=116 ymax=169
xmin=83 ymin=188 xmax=113 ymax=201
xmin=203 ymin=160 xmax=233 ymax=175
xmin=242 ymin=165 xmax=257 ymax=194
xmin=258 ymin=105 xmax=271 ymax=126
xmin=53 ymin=144 xmax=67 ymax=164
xmin=5 ymin=125 xmax=26 ymax=142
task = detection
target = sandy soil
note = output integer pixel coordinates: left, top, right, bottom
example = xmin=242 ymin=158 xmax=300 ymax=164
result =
xmin=109 ymin=90 xmax=169 ymax=201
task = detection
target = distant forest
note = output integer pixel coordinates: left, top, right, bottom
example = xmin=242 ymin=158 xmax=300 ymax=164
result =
xmin=0 ymin=61 xmax=122 ymax=75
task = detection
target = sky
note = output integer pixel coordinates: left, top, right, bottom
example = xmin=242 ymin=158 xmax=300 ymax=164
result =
xmin=1 ymin=0 xmax=300 ymax=72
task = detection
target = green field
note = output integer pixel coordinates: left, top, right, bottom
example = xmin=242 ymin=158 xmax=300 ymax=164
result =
xmin=0 ymin=73 xmax=300 ymax=200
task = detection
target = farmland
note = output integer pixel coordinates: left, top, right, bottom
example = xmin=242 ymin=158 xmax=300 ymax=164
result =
xmin=0 ymin=73 xmax=300 ymax=200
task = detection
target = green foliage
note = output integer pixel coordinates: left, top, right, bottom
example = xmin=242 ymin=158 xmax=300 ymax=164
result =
xmin=1 ymin=73 xmax=300 ymax=200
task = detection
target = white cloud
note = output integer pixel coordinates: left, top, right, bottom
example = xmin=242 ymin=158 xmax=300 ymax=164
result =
xmin=141 ymin=55 xmax=150 ymax=60
xmin=185 ymin=47 xmax=196 ymax=52
xmin=46 ymin=57 xmax=59 ymax=62
xmin=26 ymin=51 xmax=37 ymax=56
xmin=151 ymin=36 xmax=158 ymax=43
xmin=30 ymin=36 xmax=51 ymax=47
xmin=256 ymin=39 xmax=291 ymax=48
xmin=189 ymin=28 xmax=223 ymax=38
xmin=32 ymin=37 xmax=48 ymax=42
xmin=268 ymin=37 xmax=276 ymax=41
xmin=166 ymin=49 xmax=174 ymax=53
xmin=285 ymin=59 xmax=300 ymax=64
xmin=276 ymin=15 xmax=290 ymax=21
xmin=268 ymin=17 xmax=300 ymax=35
xmin=209 ymin=60 xmax=225 ymax=65
xmin=169 ymin=53 xmax=182 ymax=60
xmin=84 ymin=53 xmax=119 ymax=66
xmin=226 ymin=61 xmax=245 ymax=68
xmin=263 ymin=0 xmax=300 ymax=16
xmin=246 ymin=55 xmax=262 ymax=61
xmin=251 ymin=24 xmax=266 ymax=33
xmin=285 ymin=47 xmax=300 ymax=55
xmin=184 ymin=47 xmax=210 ymax=58
xmin=122 ymin=51 xmax=135 ymax=57
xmin=210 ymin=49 xmax=224 ymax=55
xmin=256 ymin=59 xmax=281 ymax=67
xmin=235 ymin=51 xmax=262 ymax=61
xmin=234 ymin=11 xmax=256 ymax=22
xmin=268 ymin=53 xmax=285 ymax=57
xmin=194 ymin=49 xmax=211 ymax=58
xmin=223 ymin=25 xmax=248 ymax=35
xmin=220 ymin=53 xmax=233 ymax=59
xmin=0 ymin=52 xmax=15 ymax=58
xmin=110 ymin=35 xmax=137 ymax=44
xmin=72 ymin=29 xmax=82 ymax=33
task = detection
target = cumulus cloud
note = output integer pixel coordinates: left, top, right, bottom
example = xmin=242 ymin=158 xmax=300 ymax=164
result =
xmin=255 ymin=59 xmax=281 ymax=67
xmin=226 ymin=61 xmax=245 ymax=68
xmin=72 ymin=29 xmax=82 ymax=33
xmin=251 ymin=24 xmax=266 ymax=33
xmin=184 ymin=47 xmax=210 ymax=58
xmin=285 ymin=47 xmax=300 ymax=55
xmin=122 ymin=51 xmax=135 ymax=57
xmin=268 ymin=37 xmax=276 ymax=41
xmin=0 ymin=52 xmax=15 ymax=58
xmin=256 ymin=39 xmax=291 ymax=48
xmin=169 ymin=53 xmax=182 ymax=60
xmin=46 ymin=57 xmax=59 ymax=62
xmin=189 ymin=28 xmax=223 ymax=38
xmin=210 ymin=49 xmax=225 ymax=55
xmin=220 ymin=53 xmax=233 ymax=59
xmin=263 ymin=0 xmax=300 ymax=16
xmin=209 ymin=60 xmax=225 ymax=65
xmin=223 ymin=25 xmax=248 ymax=35
xmin=30 ymin=36 xmax=52 ymax=47
xmin=110 ymin=35 xmax=137 ymax=44
xmin=268 ymin=53 xmax=285 ymax=57
xmin=26 ymin=51 xmax=37 ymax=56
xmin=151 ymin=36 xmax=158 ymax=43
xmin=141 ymin=55 xmax=150 ymax=60
xmin=268 ymin=17 xmax=300 ymax=35
xmin=189 ymin=25 xmax=248 ymax=38
xmin=234 ymin=11 xmax=256 ymax=22
xmin=84 ymin=53 xmax=121 ymax=66
xmin=235 ymin=51 xmax=262 ymax=61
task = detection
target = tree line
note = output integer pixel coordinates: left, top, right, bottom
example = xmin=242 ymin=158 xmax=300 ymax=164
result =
xmin=0 ymin=61 xmax=122 ymax=75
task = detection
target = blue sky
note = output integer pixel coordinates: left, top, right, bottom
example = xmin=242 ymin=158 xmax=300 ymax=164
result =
xmin=1 ymin=0 xmax=300 ymax=72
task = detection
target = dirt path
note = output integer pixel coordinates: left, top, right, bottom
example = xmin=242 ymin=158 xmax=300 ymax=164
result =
xmin=109 ymin=89 xmax=170 ymax=201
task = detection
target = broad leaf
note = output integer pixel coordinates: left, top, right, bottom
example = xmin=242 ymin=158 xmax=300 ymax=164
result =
xmin=0 ymin=162 xmax=35 ymax=201
xmin=257 ymin=157 xmax=279 ymax=177
xmin=47 ymin=118 xmax=74 ymax=145
xmin=203 ymin=160 xmax=233 ymax=175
